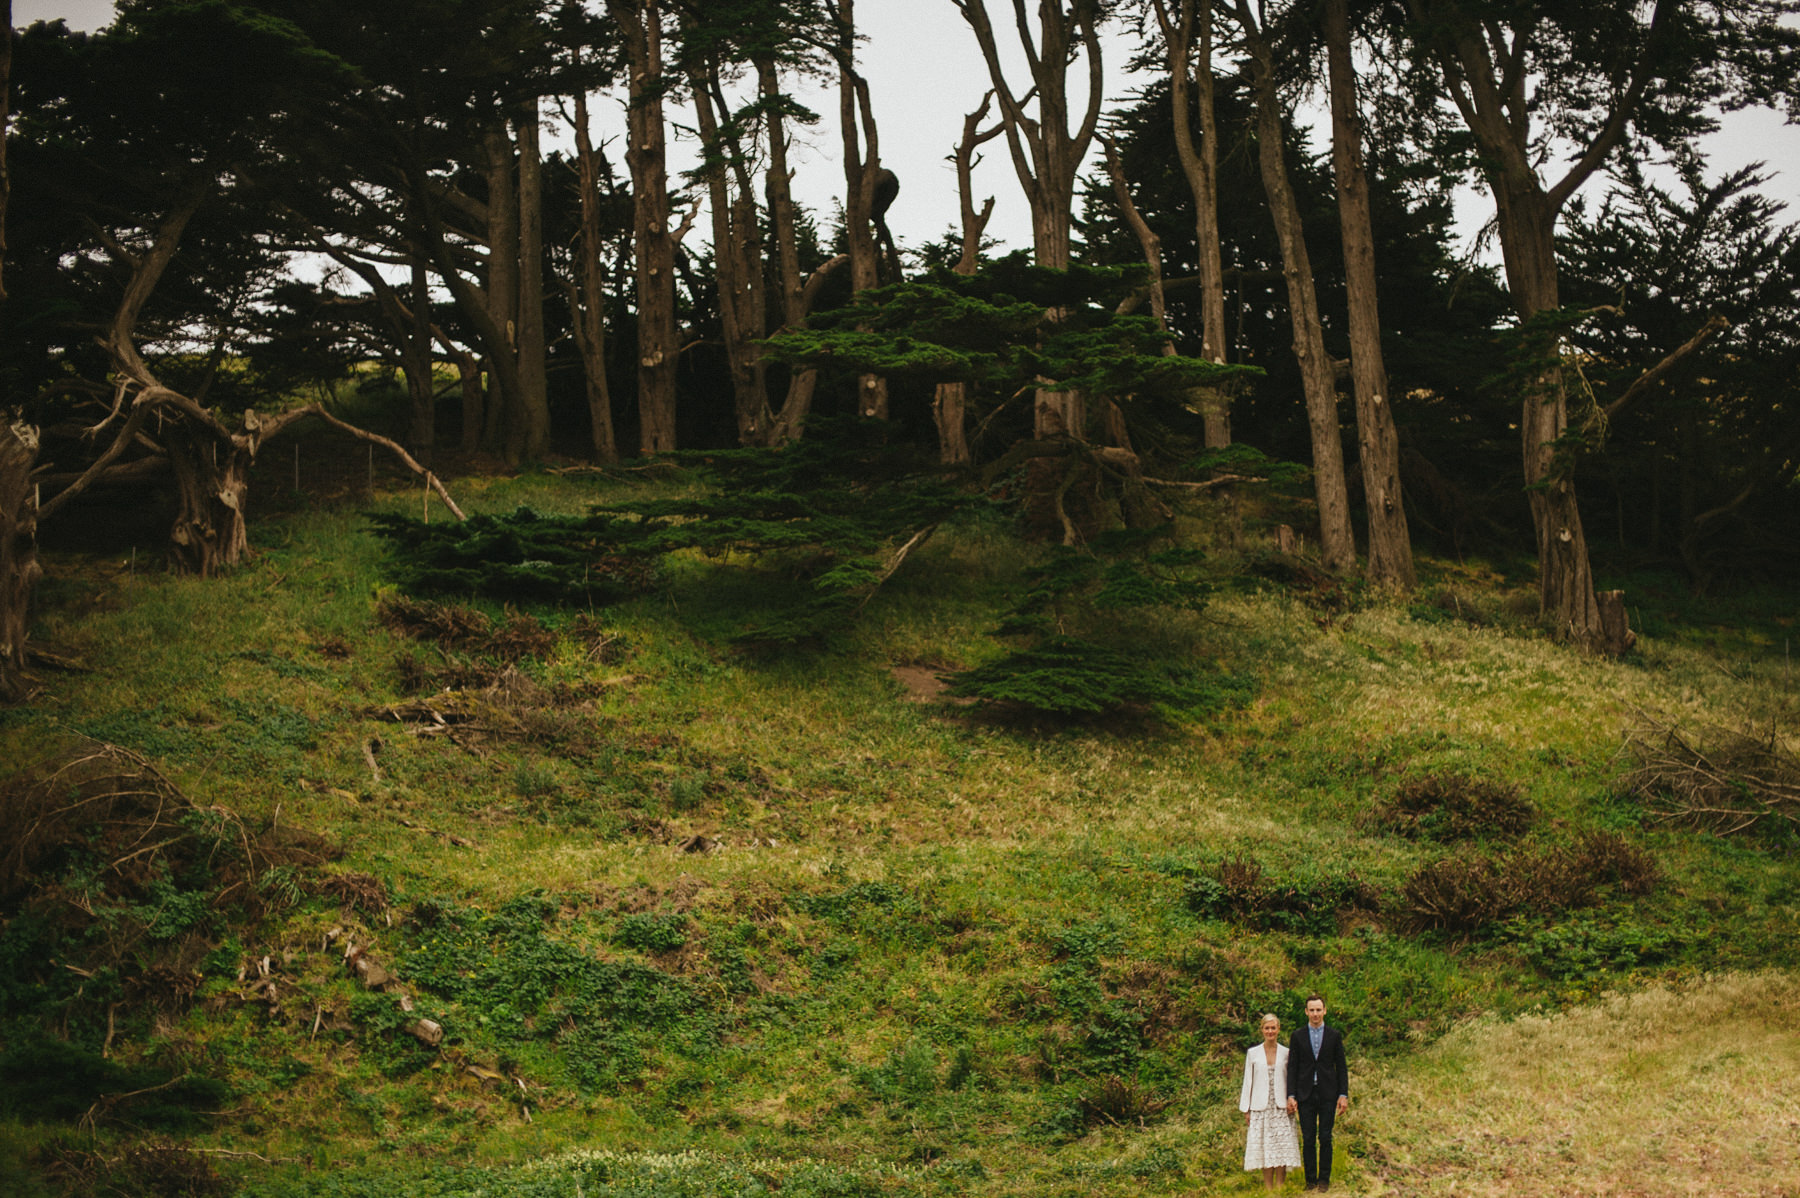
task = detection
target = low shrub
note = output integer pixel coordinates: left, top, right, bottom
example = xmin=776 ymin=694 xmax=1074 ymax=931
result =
xmin=1399 ymin=833 xmax=1661 ymax=934
xmin=1374 ymin=772 xmax=1534 ymax=842
xmin=1184 ymin=855 xmax=1379 ymax=937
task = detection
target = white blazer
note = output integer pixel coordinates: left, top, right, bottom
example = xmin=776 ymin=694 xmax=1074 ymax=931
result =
xmin=1239 ymin=1043 xmax=1291 ymax=1113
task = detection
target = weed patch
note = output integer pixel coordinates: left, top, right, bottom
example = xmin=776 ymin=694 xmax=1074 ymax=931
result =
xmin=1184 ymin=855 xmax=1380 ymax=937
xmin=396 ymin=894 xmax=717 ymax=1092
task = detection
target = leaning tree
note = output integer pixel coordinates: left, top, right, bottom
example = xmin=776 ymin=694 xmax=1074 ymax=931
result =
xmin=1399 ymin=0 xmax=1800 ymax=649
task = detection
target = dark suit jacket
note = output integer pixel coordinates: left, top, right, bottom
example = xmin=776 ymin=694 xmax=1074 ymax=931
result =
xmin=1287 ymin=1023 xmax=1348 ymax=1103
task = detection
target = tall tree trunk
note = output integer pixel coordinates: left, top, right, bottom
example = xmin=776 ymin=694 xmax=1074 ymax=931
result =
xmin=572 ymin=91 xmax=618 ymax=463
xmin=610 ymin=0 xmax=680 ymax=453
xmin=1493 ymin=173 xmax=1603 ymax=637
xmin=691 ymin=64 xmax=771 ymax=443
xmin=1325 ymin=0 xmax=1413 ymax=589
xmin=1238 ymin=3 xmax=1355 ymax=573
xmin=0 ymin=419 xmax=37 ymax=702
xmin=760 ymin=55 xmax=823 ymax=446
xmin=952 ymin=0 xmax=1104 ymax=442
xmin=1152 ymin=0 xmax=1232 ymax=443
xmin=1405 ymin=0 xmax=1661 ymax=648
xmin=512 ymin=102 xmax=550 ymax=462
xmin=933 ymin=93 xmax=1002 ymax=466
xmin=0 ymin=0 xmax=12 ymax=305
xmin=404 ymin=257 xmax=436 ymax=462
xmin=457 ymin=351 xmax=485 ymax=456
xmin=835 ymin=0 xmax=889 ymax=419
xmin=480 ymin=123 xmax=520 ymax=453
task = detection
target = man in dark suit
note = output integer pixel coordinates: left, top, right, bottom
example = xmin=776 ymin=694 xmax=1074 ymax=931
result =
xmin=1285 ymin=993 xmax=1349 ymax=1191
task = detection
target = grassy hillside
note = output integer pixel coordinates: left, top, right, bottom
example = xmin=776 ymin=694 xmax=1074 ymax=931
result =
xmin=1 ymin=467 xmax=1796 ymax=1197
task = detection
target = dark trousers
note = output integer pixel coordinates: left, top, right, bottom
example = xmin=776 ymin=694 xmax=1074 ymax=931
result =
xmin=1297 ymin=1093 xmax=1338 ymax=1185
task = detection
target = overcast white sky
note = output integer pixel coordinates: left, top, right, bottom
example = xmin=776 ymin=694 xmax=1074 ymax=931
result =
xmin=16 ymin=0 xmax=1800 ymax=260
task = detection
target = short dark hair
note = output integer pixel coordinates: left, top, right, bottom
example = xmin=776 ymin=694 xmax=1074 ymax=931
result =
xmin=1305 ymin=994 xmax=1325 ymax=1007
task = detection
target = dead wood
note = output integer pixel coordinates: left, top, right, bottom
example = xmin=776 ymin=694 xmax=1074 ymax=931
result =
xmin=1621 ymin=714 xmax=1800 ymax=836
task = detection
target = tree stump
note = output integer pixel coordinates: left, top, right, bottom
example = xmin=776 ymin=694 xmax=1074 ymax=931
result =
xmin=0 ymin=422 xmax=42 ymax=702
xmin=1596 ymin=589 xmax=1636 ymax=656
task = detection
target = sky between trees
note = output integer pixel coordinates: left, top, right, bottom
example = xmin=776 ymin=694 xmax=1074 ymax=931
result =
xmin=20 ymin=0 xmax=1800 ymax=258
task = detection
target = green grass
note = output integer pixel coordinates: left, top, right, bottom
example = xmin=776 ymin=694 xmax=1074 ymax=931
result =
xmin=2 ymin=471 xmax=1797 ymax=1197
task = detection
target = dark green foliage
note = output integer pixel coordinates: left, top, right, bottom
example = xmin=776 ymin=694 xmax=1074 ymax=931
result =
xmin=950 ymin=636 xmax=1214 ymax=718
xmin=368 ymin=426 xmax=980 ymax=646
xmin=601 ymin=425 xmax=980 ymax=645
xmin=995 ymin=538 xmax=1211 ymax=638
xmin=0 ymin=1037 xmax=231 ymax=1130
xmin=398 ymin=894 xmax=716 ymax=1092
xmin=366 ymin=509 xmax=660 ymax=605
xmin=1183 ymin=856 xmax=1379 ymax=938
xmin=766 ymin=254 xmax=1254 ymax=402
xmin=612 ymin=912 xmax=688 ymax=953
xmin=949 ymin=534 xmax=1251 ymax=721
xmin=1510 ymin=914 xmax=1684 ymax=980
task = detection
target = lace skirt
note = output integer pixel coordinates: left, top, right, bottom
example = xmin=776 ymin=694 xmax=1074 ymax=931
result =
xmin=1244 ymin=1105 xmax=1303 ymax=1171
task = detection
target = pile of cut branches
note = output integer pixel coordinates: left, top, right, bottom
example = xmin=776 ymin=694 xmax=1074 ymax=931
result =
xmin=1620 ymin=715 xmax=1800 ymax=837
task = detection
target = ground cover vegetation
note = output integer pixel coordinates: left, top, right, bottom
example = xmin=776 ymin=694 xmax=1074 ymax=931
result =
xmin=2 ymin=1 xmax=1799 ymax=1195
xmin=0 ymin=461 xmax=1795 ymax=1196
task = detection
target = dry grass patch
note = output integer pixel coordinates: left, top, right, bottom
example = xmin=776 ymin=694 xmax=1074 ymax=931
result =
xmin=1359 ymin=971 xmax=1800 ymax=1196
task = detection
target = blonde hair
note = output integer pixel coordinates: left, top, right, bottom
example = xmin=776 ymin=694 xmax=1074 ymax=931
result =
xmin=1259 ymin=1012 xmax=1281 ymax=1029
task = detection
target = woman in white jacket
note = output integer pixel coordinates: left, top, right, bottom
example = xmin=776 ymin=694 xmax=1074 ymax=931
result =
xmin=1240 ymin=1012 xmax=1303 ymax=1188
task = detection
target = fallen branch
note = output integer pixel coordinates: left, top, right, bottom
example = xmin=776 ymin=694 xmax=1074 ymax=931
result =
xmin=298 ymin=405 xmax=465 ymax=520
xmin=1141 ymin=472 xmax=1265 ymax=491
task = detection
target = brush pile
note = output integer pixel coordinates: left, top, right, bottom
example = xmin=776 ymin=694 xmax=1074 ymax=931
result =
xmin=1620 ymin=716 xmax=1800 ymax=837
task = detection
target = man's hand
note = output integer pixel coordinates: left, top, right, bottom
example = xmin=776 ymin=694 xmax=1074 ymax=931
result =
xmin=1286 ymin=1098 xmax=1297 ymax=1116
xmin=1336 ymin=1096 xmax=1349 ymax=1116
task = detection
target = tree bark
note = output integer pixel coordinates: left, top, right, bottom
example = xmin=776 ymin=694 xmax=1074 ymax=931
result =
xmin=0 ymin=0 xmax=12 ymax=304
xmin=760 ymin=55 xmax=823 ymax=446
xmin=691 ymin=61 xmax=771 ymax=443
xmin=1237 ymin=2 xmax=1355 ymax=574
xmin=1245 ymin=4 xmax=1353 ymax=572
xmin=1150 ymin=0 xmax=1230 ymax=447
xmin=404 ymin=257 xmax=436 ymax=462
xmin=571 ymin=90 xmax=619 ymax=463
xmin=163 ymin=421 xmax=252 ymax=576
xmin=951 ymin=0 xmax=1104 ymax=441
xmin=479 ymin=123 xmax=520 ymax=453
xmin=1406 ymin=0 xmax=1666 ymax=647
xmin=511 ymin=101 xmax=550 ymax=462
xmin=0 ymin=419 xmax=38 ymax=702
xmin=1325 ymin=0 xmax=1413 ymax=589
xmin=610 ymin=0 xmax=681 ymax=453
xmin=932 ymin=93 xmax=1002 ymax=466
xmin=833 ymin=0 xmax=889 ymax=420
